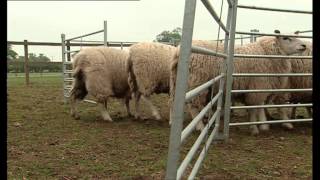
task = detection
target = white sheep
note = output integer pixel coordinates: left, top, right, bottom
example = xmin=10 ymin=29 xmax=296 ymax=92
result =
xmin=127 ymin=42 xmax=177 ymax=120
xmin=265 ymin=40 xmax=312 ymax=127
xmin=170 ymin=30 xmax=307 ymax=135
xmin=69 ymin=46 xmax=133 ymax=121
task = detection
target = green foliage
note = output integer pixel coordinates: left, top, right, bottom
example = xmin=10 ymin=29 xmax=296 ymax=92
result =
xmin=7 ymin=44 xmax=18 ymax=61
xmin=155 ymin=27 xmax=182 ymax=45
xmin=7 ymin=61 xmax=62 ymax=73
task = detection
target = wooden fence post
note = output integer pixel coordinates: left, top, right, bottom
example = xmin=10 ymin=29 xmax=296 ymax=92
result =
xmin=24 ymin=40 xmax=30 ymax=86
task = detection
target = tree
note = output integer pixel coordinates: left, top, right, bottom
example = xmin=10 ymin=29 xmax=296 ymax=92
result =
xmin=154 ymin=27 xmax=182 ymax=45
xmin=7 ymin=44 xmax=18 ymax=61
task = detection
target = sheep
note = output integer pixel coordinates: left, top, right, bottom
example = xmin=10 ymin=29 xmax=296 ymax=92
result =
xmin=127 ymin=42 xmax=177 ymax=120
xmin=265 ymin=40 xmax=312 ymax=127
xmin=69 ymin=46 xmax=133 ymax=122
xmin=170 ymin=30 xmax=307 ymax=135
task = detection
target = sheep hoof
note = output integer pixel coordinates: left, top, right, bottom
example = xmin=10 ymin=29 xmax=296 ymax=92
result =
xmin=250 ymin=126 xmax=259 ymax=136
xmin=102 ymin=117 xmax=113 ymax=122
xmin=282 ymin=123 xmax=294 ymax=130
xmin=196 ymin=122 xmax=205 ymax=131
xmin=154 ymin=114 xmax=162 ymax=121
xmin=101 ymin=113 xmax=113 ymax=122
xmin=259 ymin=124 xmax=270 ymax=131
xmin=127 ymin=113 xmax=134 ymax=118
xmin=71 ymin=112 xmax=80 ymax=120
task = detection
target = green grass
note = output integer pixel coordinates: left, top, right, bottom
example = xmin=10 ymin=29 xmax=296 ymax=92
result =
xmin=7 ymin=76 xmax=312 ymax=179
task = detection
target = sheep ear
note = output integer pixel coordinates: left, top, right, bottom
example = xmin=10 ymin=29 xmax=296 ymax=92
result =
xmin=274 ymin=30 xmax=281 ymax=39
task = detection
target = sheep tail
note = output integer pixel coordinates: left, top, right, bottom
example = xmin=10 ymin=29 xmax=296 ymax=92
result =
xmin=126 ymin=54 xmax=138 ymax=94
xmin=70 ymin=66 xmax=87 ymax=100
xmin=169 ymin=47 xmax=180 ymax=107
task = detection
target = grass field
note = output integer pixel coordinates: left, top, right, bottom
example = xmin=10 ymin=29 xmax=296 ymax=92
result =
xmin=7 ymin=76 xmax=312 ymax=179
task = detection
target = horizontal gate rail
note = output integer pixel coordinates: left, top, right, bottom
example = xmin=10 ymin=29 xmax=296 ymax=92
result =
xmin=234 ymin=54 xmax=312 ymax=59
xmin=237 ymin=5 xmax=312 ymax=14
xmin=177 ymin=110 xmax=220 ymax=180
xmin=201 ymin=0 xmax=229 ymax=34
xmin=65 ymin=50 xmax=80 ymax=54
xmin=65 ymin=29 xmax=104 ymax=41
xmin=181 ymin=91 xmax=222 ymax=143
xmin=232 ymin=88 xmax=312 ymax=93
xmin=229 ymin=118 xmax=312 ymax=126
xmin=64 ymin=70 xmax=73 ymax=74
xmin=236 ymin=31 xmax=312 ymax=38
xmin=188 ymin=123 xmax=219 ymax=179
xmin=186 ymin=74 xmax=224 ymax=102
xmin=233 ymin=73 xmax=312 ymax=77
xmin=191 ymin=46 xmax=228 ymax=58
xmin=231 ymin=103 xmax=312 ymax=110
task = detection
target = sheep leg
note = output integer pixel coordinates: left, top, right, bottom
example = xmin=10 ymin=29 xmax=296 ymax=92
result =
xmin=187 ymin=105 xmax=205 ymax=131
xmin=100 ymin=100 xmax=113 ymax=122
xmin=290 ymin=107 xmax=296 ymax=119
xmin=258 ymin=108 xmax=270 ymax=131
xmin=249 ymin=109 xmax=259 ymax=136
xmin=124 ymin=97 xmax=133 ymax=117
xmin=307 ymin=107 xmax=312 ymax=118
xmin=279 ymin=108 xmax=294 ymax=130
xmin=141 ymin=95 xmax=161 ymax=120
xmin=70 ymin=96 xmax=80 ymax=120
xmin=133 ymin=93 xmax=142 ymax=119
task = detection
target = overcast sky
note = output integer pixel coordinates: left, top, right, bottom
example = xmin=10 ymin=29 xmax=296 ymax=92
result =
xmin=8 ymin=0 xmax=312 ymax=61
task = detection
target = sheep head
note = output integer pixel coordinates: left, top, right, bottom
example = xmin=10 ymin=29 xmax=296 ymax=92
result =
xmin=274 ymin=29 xmax=307 ymax=55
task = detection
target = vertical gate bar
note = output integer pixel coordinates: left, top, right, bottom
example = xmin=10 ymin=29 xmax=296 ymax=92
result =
xmin=66 ymin=41 xmax=71 ymax=79
xmin=23 ymin=40 xmax=30 ymax=86
xmin=223 ymin=0 xmax=238 ymax=140
xmin=165 ymin=0 xmax=197 ymax=179
xmin=61 ymin=34 xmax=67 ymax=103
xmin=214 ymin=1 xmax=233 ymax=140
xmin=66 ymin=41 xmax=71 ymax=62
xmin=104 ymin=20 xmax=108 ymax=46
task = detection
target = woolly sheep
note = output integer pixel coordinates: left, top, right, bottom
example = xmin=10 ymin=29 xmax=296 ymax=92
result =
xmin=127 ymin=42 xmax=177 ymax=120
xmin=170 ymin=30 xmax=307 ymax=135
xmin=265 ymin=40 xmax=312 ymax=127
xmin=69 ymin=46 xmax=133 ymax=121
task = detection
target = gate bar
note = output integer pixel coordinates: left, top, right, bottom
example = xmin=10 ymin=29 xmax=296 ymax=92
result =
xmin=230 ymin=118 xmax=312 ymax=126
xmin=177 ymin=109 xmax=219 ymax=180
xmin=181 ymin=91 xmax=222 ymax=142
xmin=232 ymin=88 xmax=312 ymax=93
xmin=186 ymin=74 xmax=224 ymax=102
xmin=201 ymin=0 xmax=229 ymax=34
xmin=234 ymin=54 xmax=312 ymax=59
xmin=66 ymin=30 xmax=104 ymax=41
xmin=237 ymin=5 xmax=312 ymax=14
xmin=231 ymin=103 xmax=312 ymax=110
xmin=188 ymin=124 xmax=219 ymax=179
xmin=223 ymin=0 xmax=238 ymax=139
xmin=233 ymin=73 xmax=312 ymax=77
xmin=165 ymin=0 xmax=197 ymax=179
xmin=191 ymin=46 xmax=227 ymax=58
xmin=236 ymin=31 xmax=312 ymax=38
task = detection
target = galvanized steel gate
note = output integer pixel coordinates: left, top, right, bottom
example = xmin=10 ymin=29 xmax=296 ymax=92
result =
xmin=165 ymin=0 xmax=312 ymax=179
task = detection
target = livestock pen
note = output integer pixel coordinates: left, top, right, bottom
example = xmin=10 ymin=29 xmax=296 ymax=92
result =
xmin=7 ymin=1 xmax=312 ymax=179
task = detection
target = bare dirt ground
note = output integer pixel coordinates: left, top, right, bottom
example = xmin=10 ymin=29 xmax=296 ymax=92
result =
xmin=7 ymin=76 xmax=312 ymax=179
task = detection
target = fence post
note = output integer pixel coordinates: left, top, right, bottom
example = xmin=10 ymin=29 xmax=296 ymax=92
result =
xmin=165 ymin=0 xmax=197 ymax=179
xmin=223 ymin=0 xmax=238 ymax=140
xmin=24 ymin=40 xmax=30 ymax=86
xmin=250 ymin=29 xmax=259 ymax=43
xmin=104 ymin=20 xmax=108 ymax=46
xmin=61 ymin=34 xmax=67 ymax=103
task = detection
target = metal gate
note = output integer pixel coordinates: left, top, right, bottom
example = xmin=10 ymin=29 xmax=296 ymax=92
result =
xmin=166 ymin=0 xmax=312 ymax=179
